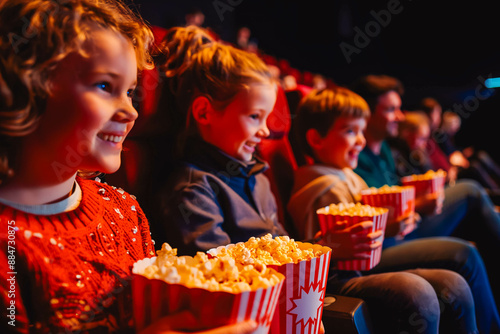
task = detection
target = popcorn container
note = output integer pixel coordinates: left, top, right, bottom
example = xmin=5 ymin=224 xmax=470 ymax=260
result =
xmin=401 ymin=171 xmax=447 ymax=197
xmin=316 ymin=205 xmax=388 ymax=271
xmin=360 ymin=186 xmax=416 ymax=236
xmin=131 ymin=257 xmax=285 ymax=333
xmin=268 ymin=242 xmax=332 ymax=334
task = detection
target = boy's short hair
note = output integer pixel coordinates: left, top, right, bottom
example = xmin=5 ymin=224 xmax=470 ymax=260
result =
xmin=294 ymin=87 xmax=370 ymax=159
xmin=0 ymin=0 xmax=153 ymax=182
xmin=349 ymin=74 xmax=404 ymax=114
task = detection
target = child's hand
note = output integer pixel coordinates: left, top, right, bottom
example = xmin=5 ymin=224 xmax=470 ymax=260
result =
xmin=317 ymin=220 xmax=383 ymax=260
xmin=415 ymin=190 xmax=445 ymax=216
xmin=140 ymin=311 xmax=258 ymax=334
xmin=385 ymin=212 xmax=420 ymax=238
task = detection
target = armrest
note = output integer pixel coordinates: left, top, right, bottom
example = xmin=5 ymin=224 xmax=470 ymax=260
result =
xmin=322 ymin=294 xmax=374 ymax=334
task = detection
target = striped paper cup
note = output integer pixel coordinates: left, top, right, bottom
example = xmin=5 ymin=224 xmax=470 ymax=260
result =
xmin=360 ymin=186 xmax=416 ymax=236
xmin=131 ymin=257 xmax=284 ymax=333
xmin=316 ymin=207 xmax=388 ymax=271
xmin=268 ymin=242 xmax=332 ymax=334
xmin=401 ymin=171 xmax=447 ymax=197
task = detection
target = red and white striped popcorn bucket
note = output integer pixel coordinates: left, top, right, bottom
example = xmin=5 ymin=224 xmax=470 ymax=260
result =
xmin=360 ymin=186 xmax=416 ymax=236
xmin=316 ymin=208 xmax=388 ymax=271
xmin=401 ymin=171 xmax=446 ymax=197
xmin=131 ymin=257 xmax=284 ymax=333
xmin=269 ymin=243 xmax=332 ymax=334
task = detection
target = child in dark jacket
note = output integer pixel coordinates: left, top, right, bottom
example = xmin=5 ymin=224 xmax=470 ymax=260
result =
xmin=149 ymin=26 xmax=287 ymax=256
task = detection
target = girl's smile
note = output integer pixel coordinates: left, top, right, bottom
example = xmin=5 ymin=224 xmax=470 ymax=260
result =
xmin=29 ymin=28 xmax=139 ymax=176
xmin=199 ymin=83 xmax=276 ymax=162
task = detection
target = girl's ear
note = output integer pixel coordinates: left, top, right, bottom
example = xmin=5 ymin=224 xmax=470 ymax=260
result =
xmin=191 ymin=96 xmax=213 ymax=125
xmin=306 ymin=128 xmax=324 ymax=151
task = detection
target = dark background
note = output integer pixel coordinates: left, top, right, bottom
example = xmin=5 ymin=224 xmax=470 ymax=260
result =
xmin=133 ymin=0 xmax=500 ymax=163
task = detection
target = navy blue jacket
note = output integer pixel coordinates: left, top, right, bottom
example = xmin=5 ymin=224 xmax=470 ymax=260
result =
xmin=149 ymin=139 xmax=287 ymax=256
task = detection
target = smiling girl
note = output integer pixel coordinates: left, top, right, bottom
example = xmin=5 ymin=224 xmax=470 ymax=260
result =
xmin=0 ymin=1 xmax=257 ymax=333
xmin=148 ymin=26 xmax=287 ymax=256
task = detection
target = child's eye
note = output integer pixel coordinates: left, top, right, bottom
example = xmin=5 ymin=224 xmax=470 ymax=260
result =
xmin=96 ymin=82 xmax=111 ymax=92
xmin=127 ymin=89 xmax=135 ymax=99
xmin=250 ymin=114 xmax=260 ymax=120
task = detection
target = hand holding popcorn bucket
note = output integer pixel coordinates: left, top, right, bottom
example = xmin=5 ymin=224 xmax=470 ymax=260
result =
xmin=360 ymin=185 xmax=416 ymax=237
xmin=316 ymin=203 xmax=388 ymax=271
xmin=209 ymin=235 xmax=332 ymax=334
xmin=401 ymin=170 xmax=447 ymax=197
xmin=132 ymin=243 xmax=285 ymax=333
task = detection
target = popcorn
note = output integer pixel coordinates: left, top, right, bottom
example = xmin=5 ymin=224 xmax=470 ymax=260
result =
xmin=209 ymin=235 xmax=332 ymax=334
xmin=403 ymin=169 xmax=447 ymax=181
xmin=316 ymin=202 xmax=387 ymax=217
xmin=363 ymin=185 xmax=413 ymax=194
xmin=401 ymin=169 xmax=447 ymax=197
xmin=208 ymin=234 xmax=327 ymax=267
xmin=360 ymin=185 xmax=416 ymax=228
xmin=317 ymin=203 xmax=388 ymax=271
xmin=132 ymin=243 xmax=286 ymax=332
xmin=133 ymin=242 xmax=283 ymax=293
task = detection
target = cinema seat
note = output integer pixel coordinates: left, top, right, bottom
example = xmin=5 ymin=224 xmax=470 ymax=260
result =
xmin=257 ymin=85 xmax=299 ymax=239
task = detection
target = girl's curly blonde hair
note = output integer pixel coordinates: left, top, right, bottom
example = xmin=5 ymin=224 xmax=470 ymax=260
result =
xmin=0 ymin=0 xmax=154 ymax=183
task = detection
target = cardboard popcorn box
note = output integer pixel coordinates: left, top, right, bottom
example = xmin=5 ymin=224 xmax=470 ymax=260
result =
xmin=316 ymin=203 xmax=388 ymax=271
xmin=132 ymin=244 xmax=285 ymax=333
xmin=209 ymin=235 xmax=332 ymax=334
xmin=268 ymin=243 xmax=332 ymax=334
xmin=360 ymin=185 xmax=416 ymax=236
xmin=401 ymin=169 xmax=447 ymax=197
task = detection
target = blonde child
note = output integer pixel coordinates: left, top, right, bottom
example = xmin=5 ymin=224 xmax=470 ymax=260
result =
xmin=148 ymin=26 xmax=287 ymax=256
xmin=0 ymin=1 xmax=257 ymax=333
xmin=287 ymin=87 xmax=500 ymax=333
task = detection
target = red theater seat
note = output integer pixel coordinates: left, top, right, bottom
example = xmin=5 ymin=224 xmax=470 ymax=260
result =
xmin=284 ymin=85 xmax=313 ymax=167
xmin=130 ymin=25 xmax=168 ymax=137
xmin=257 ymin=86 xmax=299 ymax=238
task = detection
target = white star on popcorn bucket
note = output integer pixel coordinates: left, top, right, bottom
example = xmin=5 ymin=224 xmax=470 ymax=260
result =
xmin=206 ymin=235 xmax=332 ymax=334
xmin=288 ymin=283 xmax=324 ymax=332
xmin=269 ymin=243 xmax=331 ymax=334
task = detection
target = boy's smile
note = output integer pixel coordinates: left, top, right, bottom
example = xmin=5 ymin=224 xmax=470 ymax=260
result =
xmin=313 ymin=116 xmax=367 ymax=169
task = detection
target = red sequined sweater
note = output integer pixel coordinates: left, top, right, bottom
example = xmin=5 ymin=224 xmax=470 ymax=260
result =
xmin=0 ymin=178 xmax=155 ymax=333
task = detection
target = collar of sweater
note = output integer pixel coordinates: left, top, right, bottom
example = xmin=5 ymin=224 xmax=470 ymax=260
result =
xmin=0 ymin=177 xmax=110 ymax=233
